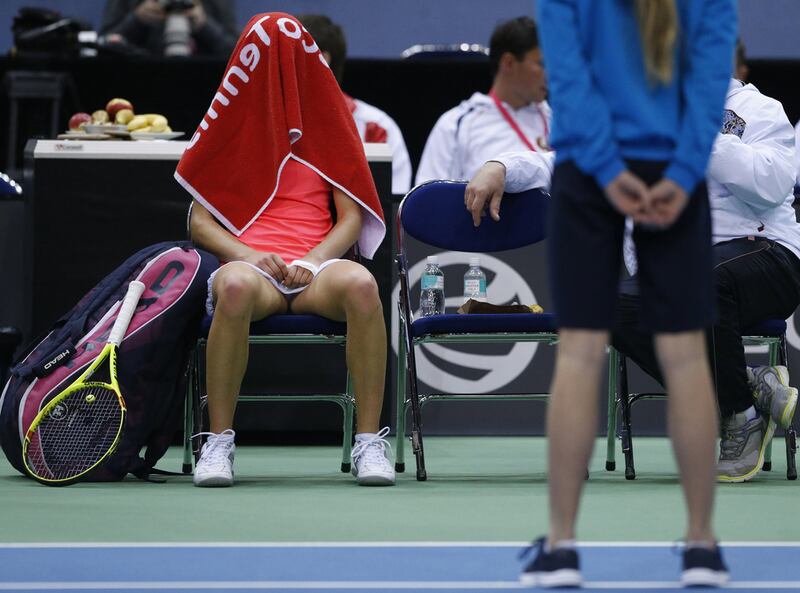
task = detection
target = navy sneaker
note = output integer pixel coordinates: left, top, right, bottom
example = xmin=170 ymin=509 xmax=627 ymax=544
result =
xmin=520 ymin=537 xmax=582 ymax=588
xmin=681 ymin=545 xmax=729 ymax=587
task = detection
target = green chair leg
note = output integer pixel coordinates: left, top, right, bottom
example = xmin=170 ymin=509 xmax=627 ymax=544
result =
xmin=763 ymin=340 xmax=781 ymax=470
xmin=341 ymin=374 xmax=355 ymax=473
xmin=395 ymin=322 xmax=408 ymax=472
xmin=606 ymin=347 xmax=618 ymax=471
xmin=182 ymin=352 xmax=196 ymax=474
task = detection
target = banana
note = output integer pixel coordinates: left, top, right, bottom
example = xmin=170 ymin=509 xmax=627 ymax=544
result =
xmin=149 ymin=115 xmax=168 ymax=133
xmin=141 ymin=113 xmax=168 ymax=123
xmin=127 ymin=115 xmax=149 ymax=131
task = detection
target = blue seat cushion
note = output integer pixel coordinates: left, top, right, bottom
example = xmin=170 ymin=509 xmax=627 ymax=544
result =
xmin=742 ymin=319 xmax=786 ymax=337
xmin=410 ymin=313 xmax=558 ymax=338
xmin=201 ymin=314 xmax=346 ymax=337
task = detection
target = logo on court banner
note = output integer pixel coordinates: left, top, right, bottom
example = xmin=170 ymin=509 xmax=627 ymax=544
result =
xmin=391 ymin=252 xmax=540 ymax=393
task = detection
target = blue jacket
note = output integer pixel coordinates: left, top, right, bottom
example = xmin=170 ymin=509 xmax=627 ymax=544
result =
xmin=536 ymin=0 xmax=737 ymax=193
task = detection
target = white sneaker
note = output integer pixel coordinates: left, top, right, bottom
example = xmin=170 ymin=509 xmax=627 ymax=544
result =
xmin=193 ymin=429 xmax=235 ymax=487
xmin=351 ymin=427 xmax=396 ymax=486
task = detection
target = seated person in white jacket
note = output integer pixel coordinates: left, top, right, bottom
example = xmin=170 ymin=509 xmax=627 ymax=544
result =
xmin=298 ymin=14 xmax=412 ymax=196
xmin=415 ymin=16 xmax=552 ymax=185
xmin=466 ymin=77 xmax=800 ymax=483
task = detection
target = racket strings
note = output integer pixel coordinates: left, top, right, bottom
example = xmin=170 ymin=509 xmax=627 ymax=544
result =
xmin=26 ymin=386 xmax=123 ymax=481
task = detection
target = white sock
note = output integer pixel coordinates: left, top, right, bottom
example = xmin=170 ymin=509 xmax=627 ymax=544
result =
xmin=355 ymin=433 xmax=376 ymax=441
xmin=686 ymin=540 xmax=716 ymax=550
xmin=545 ymin=539 xmax=576 ymax=552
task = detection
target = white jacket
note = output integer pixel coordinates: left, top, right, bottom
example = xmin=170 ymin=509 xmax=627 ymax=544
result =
xmin=350 ymin=97 xmax=412 ymax=195
xmin=706 ymin=80 xmax=799 ymax=258
xmin=794 ymin=120 xmax=800 ymax=187
xmin=416 ymin=92 xmax=552 ymax=184
xmin=499 ymin=80 xmax=800 ymax=270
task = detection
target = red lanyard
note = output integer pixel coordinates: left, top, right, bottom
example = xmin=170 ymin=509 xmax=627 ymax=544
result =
xmin=489 ymin=90 xmax=549 ymax=152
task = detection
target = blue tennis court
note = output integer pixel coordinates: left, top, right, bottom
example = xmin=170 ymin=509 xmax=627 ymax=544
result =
xmin=1 ymin=542 xmax=798 ymax=592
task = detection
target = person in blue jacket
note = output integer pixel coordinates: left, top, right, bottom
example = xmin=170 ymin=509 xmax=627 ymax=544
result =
xmin=520 ymin=0 xmax=737 ymax=588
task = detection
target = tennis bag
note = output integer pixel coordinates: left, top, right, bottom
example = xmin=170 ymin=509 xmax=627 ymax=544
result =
xmin=0 ymin=241 xmax=218 ymax=482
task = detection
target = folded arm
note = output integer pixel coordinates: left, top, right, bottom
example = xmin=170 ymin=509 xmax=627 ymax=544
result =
xmin=536 ymin=0 xmax=625 ymax=188
xmin=285 ymin=188 xmax=363 ymax=287
xmin=707 ymin=100 xmax=795 ymax=213
xmin=663 ymin=0 xmax=737 ymax=194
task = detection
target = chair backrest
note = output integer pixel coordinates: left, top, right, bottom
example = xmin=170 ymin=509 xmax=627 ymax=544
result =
xmin=398 ymin=180 xmax=549 ymax=253
xmin=400 ymin=43 xmax=489 ymax=61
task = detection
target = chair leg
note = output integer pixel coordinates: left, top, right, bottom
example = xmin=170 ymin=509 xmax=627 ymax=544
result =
xmin=764 ymin=440 xmax=773 ymax=471
xmin=341 ymin=373 xmax=355 ymax=473
xmin=786 ymin=425 xmax=797 ymax=481
xmin=395 ymin=322 xmax=408 ymax=473
xmin=406 ymin=337 xmax=427 ymax=481
xmin=605 ymin=347 xmax=618 ymax=471
xmin=778 ymin=335 xmax=797 ymax=480
xmin=182 ymin=346 xmax=197 ymax=474
xmin=763 ymin=339 xmax=782 ymax=471
xmin=618 ymin=354 xmax=636 ymax=480
xmin=192 ymin=346 xmax=206 ymax=464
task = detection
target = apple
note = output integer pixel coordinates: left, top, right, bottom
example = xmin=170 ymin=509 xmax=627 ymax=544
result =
xmin=91 ymin=109 xmax=109 ymax=124
xmin=115 ymin=109 xmax=134 ymax=125
xmin=106 ymin=98 xmax=134 ymax=119
xmin=68 ymin=112 xmax=92 ymax=131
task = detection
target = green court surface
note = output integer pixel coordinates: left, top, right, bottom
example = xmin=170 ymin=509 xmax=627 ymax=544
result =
xmin=1 ymin=437 xmax=796 ymax=544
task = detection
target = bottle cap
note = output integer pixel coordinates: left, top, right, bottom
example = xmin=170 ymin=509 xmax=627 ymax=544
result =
xmin=470 ymin=256 xmax=480 ymax=267
xmin=426 ymin=255 xmax=438 ymax=264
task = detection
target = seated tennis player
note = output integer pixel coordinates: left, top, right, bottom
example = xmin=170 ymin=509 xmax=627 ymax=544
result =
xmin=175 ymin=13 xmax=394 ymax=487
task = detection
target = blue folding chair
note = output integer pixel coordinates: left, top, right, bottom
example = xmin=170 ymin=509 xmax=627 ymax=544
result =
xmin=182 ymin=315 xmax=354 ymax=474
xmin=606 ymin=319 xmax=798 ymax=480
xmin=395 ymin=180 xmax=557 ymax=480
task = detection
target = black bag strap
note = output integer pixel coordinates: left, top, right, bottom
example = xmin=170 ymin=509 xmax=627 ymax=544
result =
xmin=129 ymin=458 xmax=184 ymax=482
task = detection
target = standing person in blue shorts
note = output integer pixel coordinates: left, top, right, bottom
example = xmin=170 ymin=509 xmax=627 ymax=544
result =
xmin=522 ymin=0 xmax=737 ymax=588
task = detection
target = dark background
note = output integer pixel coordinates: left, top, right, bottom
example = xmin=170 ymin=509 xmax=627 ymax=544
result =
xmin=1 ymin=55 xmax=799 ymax=181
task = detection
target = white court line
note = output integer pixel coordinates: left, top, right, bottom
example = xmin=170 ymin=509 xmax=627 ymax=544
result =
xmin=0 ymin=541 xmax=799 ymax=548
xmin=1 ymin=581 xmax=800 ymax=591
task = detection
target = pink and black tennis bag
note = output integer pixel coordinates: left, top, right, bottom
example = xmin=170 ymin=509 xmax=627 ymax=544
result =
xmin=0 ymin=241 xmax=218 ymax=482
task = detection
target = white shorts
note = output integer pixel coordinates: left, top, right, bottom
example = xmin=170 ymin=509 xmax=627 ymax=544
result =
xmin=205 ymin=259 xmax=346 ymax=315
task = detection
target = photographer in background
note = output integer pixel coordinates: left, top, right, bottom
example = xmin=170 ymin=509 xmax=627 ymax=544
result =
xmin=101 ymin=0 xmax=238 ymax=57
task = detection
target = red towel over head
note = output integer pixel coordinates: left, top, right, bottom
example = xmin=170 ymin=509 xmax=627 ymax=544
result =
xmin=175 ymin=12 xmax=385 ymax=258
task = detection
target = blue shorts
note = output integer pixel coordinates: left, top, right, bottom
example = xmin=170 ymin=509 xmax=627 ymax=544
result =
xmin=548 ymin=160 xmax=714 ymax=332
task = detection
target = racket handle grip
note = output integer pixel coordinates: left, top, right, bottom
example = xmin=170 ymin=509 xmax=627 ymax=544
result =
xmin=108 ymin=280 xmax=146 ymax=346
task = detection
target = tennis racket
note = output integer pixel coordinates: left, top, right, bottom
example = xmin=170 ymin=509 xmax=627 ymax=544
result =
xmin=23 ymin=280 xmax=145 ymax=485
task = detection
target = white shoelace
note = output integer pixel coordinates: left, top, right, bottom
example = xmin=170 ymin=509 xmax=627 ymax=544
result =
xmin=193 ymin=430 xmax=235 ymax=470
xmin=351 ymin=426 xmax=392 ymax=469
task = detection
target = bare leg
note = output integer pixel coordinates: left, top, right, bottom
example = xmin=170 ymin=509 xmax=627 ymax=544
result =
xmin=656 ymin=331 xmax=717 ymax=544
xmin=291 ymin=262 xmax=386 ymax=433
xmin=547 ymin=329 xmax=609 ymax=545
xmin=206 ymin=263 xmax=287 ymax=433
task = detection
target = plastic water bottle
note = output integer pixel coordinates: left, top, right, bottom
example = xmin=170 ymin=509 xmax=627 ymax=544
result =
xmin=420 ymin=255 xmax=445 ymax=316
xmin=463 ymin=256 xmax=487 ymax=302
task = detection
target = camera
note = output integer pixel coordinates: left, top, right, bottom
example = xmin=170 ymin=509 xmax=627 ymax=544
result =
xmin=158 ymin=0 xmax=195 ymax=12
xmin=159 ymin=0 xmax=195 ymax=56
